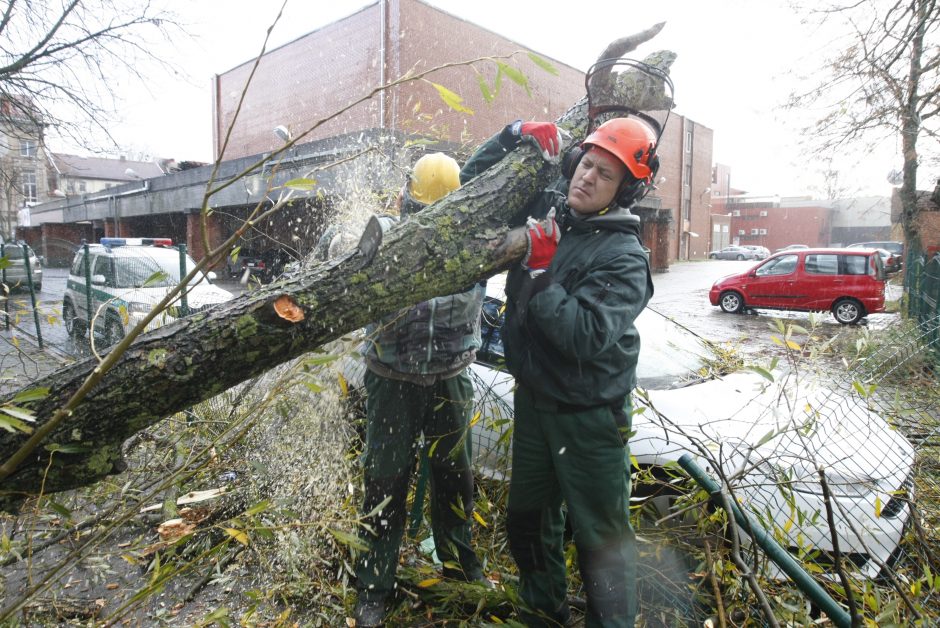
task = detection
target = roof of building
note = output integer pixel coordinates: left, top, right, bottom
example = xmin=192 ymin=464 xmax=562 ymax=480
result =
xmin=48 ymin=153 xmax=166 ymax=181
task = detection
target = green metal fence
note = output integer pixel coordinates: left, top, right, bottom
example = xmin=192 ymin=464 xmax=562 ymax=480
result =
xmin=906 ymin=250 xmax=940 ymax=360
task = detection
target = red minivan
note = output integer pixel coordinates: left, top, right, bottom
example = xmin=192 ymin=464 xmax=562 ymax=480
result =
xmin=709 ymin=248 xmax=886 ymax=324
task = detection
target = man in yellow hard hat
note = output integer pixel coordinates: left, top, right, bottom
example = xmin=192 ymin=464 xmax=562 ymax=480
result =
xmin=353 ymin=152 xmax=489 ymax=627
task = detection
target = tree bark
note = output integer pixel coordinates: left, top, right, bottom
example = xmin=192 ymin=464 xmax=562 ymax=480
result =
xmin=0 ymin=42 xmax=674 ymax=511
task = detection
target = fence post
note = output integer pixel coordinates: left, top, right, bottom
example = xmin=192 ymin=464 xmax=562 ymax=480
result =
xmin=82 ymin=241 xmax=92 ymax=338
xmin=22 ymin=245 xmax=43 ymax=349
xmin=178 ymin=244 xmax=189 ymax=317
xmin=1 ymin=243 xmax=8 ymax=331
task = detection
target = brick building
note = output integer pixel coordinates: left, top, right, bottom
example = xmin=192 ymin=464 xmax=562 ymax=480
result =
xmin=713 ymin=195 xmax=833 ymax=251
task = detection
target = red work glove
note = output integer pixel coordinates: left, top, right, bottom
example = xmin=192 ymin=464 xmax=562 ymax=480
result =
xmin=511 ymin=120 xmax=563 ymax=162
xmin=522 ymin=208 xmax=560 ymax=273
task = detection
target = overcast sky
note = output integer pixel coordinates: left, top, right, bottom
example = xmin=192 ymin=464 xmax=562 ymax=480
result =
xmin=87 ymin=0 xmax=909 ymax=199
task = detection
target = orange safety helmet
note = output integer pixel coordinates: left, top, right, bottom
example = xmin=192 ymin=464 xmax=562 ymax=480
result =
xmin=582 ymin=117 xmax=658 ymax=182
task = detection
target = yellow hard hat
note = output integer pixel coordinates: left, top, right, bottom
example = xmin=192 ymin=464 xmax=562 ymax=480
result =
xmin=408 ymin=153 xmax=461 ymax=204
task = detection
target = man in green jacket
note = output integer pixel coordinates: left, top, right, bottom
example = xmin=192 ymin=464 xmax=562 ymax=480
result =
xmin=464 ymin=117 xmax=657 ymax=626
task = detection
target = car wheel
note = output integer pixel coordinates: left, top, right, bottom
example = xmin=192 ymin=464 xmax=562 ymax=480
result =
xmin=104 ymin=316 xmax=125 ymax=347
xmin=832 ymin=298 xmax=864 ymax=325
xmin=709 ymin=254 xmax=718 ymax=259
xmin=719 ymin=291 xmax=745 ymax=314
xmin=736 ymin=254 xmax=745 ymax=260
xmin=63 ymin=299 xmax=85 ymax=338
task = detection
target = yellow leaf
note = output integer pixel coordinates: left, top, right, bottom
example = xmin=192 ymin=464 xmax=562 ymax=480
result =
xmin=473 ymin=511 xmax=488 ymax=528
xmin=874 ymin=495 xmax=882 ymax=517
xmin=430 ymin=81 xmax=474 ymax=114
xmin=785 ymin=339 xmax=801 ymax=351
xmin=770 ymin=335 xmax=783 ymax=346
xmin=337 ymin=373 xmax=349 ymax=397
xmin=224 ymin=527 xmax=249 ymax=546
xmin=418 ymin=578 xmax=441 ymax=588
xmin=469 ymin=411 xmax=482 ymax=427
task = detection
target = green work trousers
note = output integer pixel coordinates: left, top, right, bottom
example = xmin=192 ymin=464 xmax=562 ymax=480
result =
xmin=355 ymin=369 xmax=482 ymax=601
xmin=507 ymin=384 xmax=637 ymax=627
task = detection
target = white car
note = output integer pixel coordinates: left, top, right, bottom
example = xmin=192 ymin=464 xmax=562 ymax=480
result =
xmin=62 ymin=238 xmax=234 ymax=346
xmin=343 ymin=276 xmax=914 ymax=580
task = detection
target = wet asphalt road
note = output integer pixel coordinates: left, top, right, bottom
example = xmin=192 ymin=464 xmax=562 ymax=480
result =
xmin=4 ymin=260 xmax=903 ymax=368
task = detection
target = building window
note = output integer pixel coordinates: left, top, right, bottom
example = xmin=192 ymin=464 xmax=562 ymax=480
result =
xmin=20 ymin=140 xmax=37 ymax=158
xmin=78 ymin=181 xmax=86 ymax=193
xmin=733 ymin=210 xmax=741 ymax=217
xmin=751 ymin=228 xmax=759 ymax=235
xmin=21 ymin=171 xmax=37 ymax=202
xmin=685 ymin=130 xmax=692 ymax=153
xmin=759 ymin=210 xmax=768 ymax=217
xmin=738 ymin=229 xmax=745 ymax=235
xmin=713 ymin=224 xmax=720 ymax=232
xmin=759 ymin=229 xmax=768 ymax=235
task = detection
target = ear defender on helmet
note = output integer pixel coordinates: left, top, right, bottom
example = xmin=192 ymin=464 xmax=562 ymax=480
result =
xmin=561 ymin=146 xmax=585 ymax=180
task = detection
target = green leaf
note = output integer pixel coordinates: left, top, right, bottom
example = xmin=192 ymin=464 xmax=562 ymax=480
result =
xmin=229 ymin=246 xmax=241 ymax=262
xmin=496 ymin=62 xmax=531 ymax=97
xmin=0 ymin=405 xmax=36 ymax=422
xmin=12 ymin=387 xmax=49 ymax=403
xmin=527 ymin=52 xmax=559 ymax=75
xmin=283 ymin=177 xmax=317 ymax=191
xmin=47 ymin=500 xmax=72 ymax=520
xmin=302 ymin=381 xmax=323 ymax=394
xmin=430 ymin=82 xmax=474 ymax=114
xmin=303 ymin=354 xmax=339 ymax=367
xmin=44 ymin=442 xmax=90 ymax=454
xmin=364 ymin=495 xmax=392 ymax=519
xmin=756 ymin=428 xmax=777 ymax=447
xmin=0 ymin=414 xmax=33 ymax=434
xmin=142 ymin=271 xmax=168 ymax=288
xmin=327 ymin=527 xmax=369 ymax=552
xmin=244 ymin=499 xmax=271 ymax=516
xmin=746 ymin=365 xmax=775 ymax=382
xmin=476 ymin=74 xmax=495 ymax=103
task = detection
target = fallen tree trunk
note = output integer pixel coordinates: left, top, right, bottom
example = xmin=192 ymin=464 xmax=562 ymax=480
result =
xmin=0 ymin=37 xmax=674 ymax=510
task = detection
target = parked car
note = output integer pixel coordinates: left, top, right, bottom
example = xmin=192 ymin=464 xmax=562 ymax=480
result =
xmin=874 ymin=248 xmax=903 ymax=273
xmin=774 ymin=244 xmax=809 ymax=253
xmin=0 ymin=240 xmax=43 ymax=292
xmin=741 ymin=245 xmax=770 ymax=260
xmin=848 ymin=240 xmax=904 ymax=257
xmin=62 ymin=237 xmax=234 ymax=346
xmin=342 ymin=276 xmax=913 ymax=580
xmin=709 ymin=247 xmax=886 ymax=324
xmin=225 ymin=247 xmax=265 ymax=279
xmin=708 ymin=245 xmax=760 ymax=260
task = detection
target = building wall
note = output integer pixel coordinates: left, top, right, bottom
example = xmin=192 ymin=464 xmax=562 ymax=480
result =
xmin=729 ymin=202 xmax=832 ymax=251
xmin=212 ymin=0 xmax=585 ymax=160
xmin=0 ymin=120 xmax=49 ymax=238
xmin=654 ymin=115 xmax=713 ymax=260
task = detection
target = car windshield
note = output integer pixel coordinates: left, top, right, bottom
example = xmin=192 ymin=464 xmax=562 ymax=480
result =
xmin=111 ymin=247 xmax=205 ymax=289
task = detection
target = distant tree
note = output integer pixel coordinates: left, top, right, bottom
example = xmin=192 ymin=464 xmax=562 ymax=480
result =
xmin=787 ymin=0 xmax=940 ymax=252
xmin=0 ymin=0 xmax=181 ymax=151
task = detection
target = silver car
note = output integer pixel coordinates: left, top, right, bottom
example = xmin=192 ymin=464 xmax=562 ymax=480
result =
xmin=0 ymin=240 xmax=43 ymax=292
xmin=708 ymin=245 xmax=759 ymax=260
